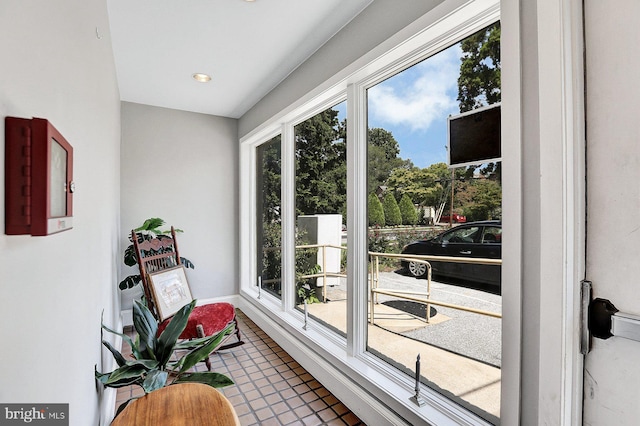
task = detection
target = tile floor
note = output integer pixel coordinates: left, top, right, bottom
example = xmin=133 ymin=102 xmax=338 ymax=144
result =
xmin=115 ymin=310 xmax=365 ymax=426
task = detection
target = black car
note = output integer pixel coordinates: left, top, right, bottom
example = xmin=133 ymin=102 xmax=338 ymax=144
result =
xmin=400 ymin=221 xmax=501 ymax=287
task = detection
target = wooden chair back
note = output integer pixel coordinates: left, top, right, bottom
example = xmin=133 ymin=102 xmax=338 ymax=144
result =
xmin=132 ymin=226 xmax=183 ymax=319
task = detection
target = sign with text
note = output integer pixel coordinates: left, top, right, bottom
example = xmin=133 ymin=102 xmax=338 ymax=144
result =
xmin=1 ymin=404 xmax=68 ymax=425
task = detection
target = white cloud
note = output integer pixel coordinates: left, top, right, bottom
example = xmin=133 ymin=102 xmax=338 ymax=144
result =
xmin=368 ymin=45 xmax=461 ymax=132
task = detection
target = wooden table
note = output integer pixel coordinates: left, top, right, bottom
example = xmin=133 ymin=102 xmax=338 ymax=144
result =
xmin=111 ymin=383 xmax=240 ymax=426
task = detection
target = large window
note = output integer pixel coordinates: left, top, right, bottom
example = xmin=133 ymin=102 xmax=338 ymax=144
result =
xmin=242 ymin=3 xmax=505 ymax=424
xmin=365 ymin=23 xmax=501 ymax=423
xmin=256 ymin=135 xmax=282 ymax=299
xmin=294 ymin=102 xmax=348 ymax=336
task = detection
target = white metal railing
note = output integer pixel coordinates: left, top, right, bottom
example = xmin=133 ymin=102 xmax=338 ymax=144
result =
xmin=296 ymin=243 xmax=346 ymax=302
xmin=261 ymin=245 xmax=502 ymax=322
xmin=368 ymin=252 xmax=502 ymax=324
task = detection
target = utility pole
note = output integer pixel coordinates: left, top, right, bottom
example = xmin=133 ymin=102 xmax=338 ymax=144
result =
xmin=449 ymin=169 xmax=454 ymax=227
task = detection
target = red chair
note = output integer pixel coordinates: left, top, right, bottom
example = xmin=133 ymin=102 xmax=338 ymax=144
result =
xmin=132 ymin=227 xmax=243 ymax=370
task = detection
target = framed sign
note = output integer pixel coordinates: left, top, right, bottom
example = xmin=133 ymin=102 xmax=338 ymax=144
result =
xmin=148 ymin=266 xmax=193 ymax=321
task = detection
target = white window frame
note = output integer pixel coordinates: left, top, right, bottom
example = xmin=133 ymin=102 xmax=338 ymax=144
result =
xmin=235 ymin=0 xmax=595 ymax=424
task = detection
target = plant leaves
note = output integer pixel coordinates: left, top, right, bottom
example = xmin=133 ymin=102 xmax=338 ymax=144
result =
xmin=133 ymin=300 xmax=158 ymax=360
xmin=176 ymin=323 xmax=233 ymax=375
xmin=156 ymin=300 xmax=196 ymax=367
xmin=173 ymin=372 xmax=234 ymax=388
xmin=142 ymin=369 xmax=168 ymax=393
xmin=105 ymin=364 xmax=150 ymax=385
xmin=123 ymin=245 xmax=138 ymax=267
xmin=180 ymin=257 xmax=195 ymax=269
xmin=135 ymin=218 xmax=165 ymax=232
xmin=102 ymin=340 xmax=127 ymax=367
xmin=118 ymin=274 xmax=141 ymax=290
xmin=101 ymin=322 xmax=142 ymax=360
xmin=173 ymin=335 xmax=213 ymax=350
xmin=95 ymin=370 xmax=141 ymax=388
xmin=96 ymin=357 xmax=160 ymax=389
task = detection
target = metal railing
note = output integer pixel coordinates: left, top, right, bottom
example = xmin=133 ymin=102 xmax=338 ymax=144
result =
xmin=261 ymin=244 xmax=502 ymax=323
xmin=260 ymin=244 xmax=347 ymax=302
xmin=296 ymin=243 xmax=347 ymax=302
xmin=369 ymin=252 xmax=502 ymax=324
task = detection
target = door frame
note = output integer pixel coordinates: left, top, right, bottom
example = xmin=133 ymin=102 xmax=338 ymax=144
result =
xmin=501 ymin=0 xmax=586 ymax=424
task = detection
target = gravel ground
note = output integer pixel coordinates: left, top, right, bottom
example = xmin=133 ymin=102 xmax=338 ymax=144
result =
xmin=327 ymin=270 xmax=503 ymax=367
xmin=375 ymin=271 xmax=502 ymax=367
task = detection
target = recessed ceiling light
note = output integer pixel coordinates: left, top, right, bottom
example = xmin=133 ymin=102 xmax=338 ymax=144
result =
xmin=192 ymin=73 xmax=212 ymax=83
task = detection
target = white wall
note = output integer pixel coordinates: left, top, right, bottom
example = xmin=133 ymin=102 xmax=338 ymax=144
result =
xmin=0 ymin=1 xmax=121 ymax=425
xmin=120 ymin=102 xmax=238 ymax=310
xmin=583 ymin=1 xmax=640 ymax=424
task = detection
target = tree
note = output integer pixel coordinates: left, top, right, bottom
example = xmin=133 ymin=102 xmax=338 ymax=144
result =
xmin=295 ymin=109 xmax=346 ymax=217
xmin=258 ymin=136 xmax=282 ymax=224
xmin=456 ymin=22 xmax=503 ymax=201
xmin=382 ymin=193 xmax=402 ymax=226
xmin=460 ymin=178 xmax=502 ymax=221
xmin=386 ymin=163 xmax=451 ymax=207
xmin=457 ymin=22 xmax=501 ymax=113
xmin=368 ymin=193 xmax=385 ymax=226
xmin=398 ymin=194 xmax=417 ymax=225
xmin=367 ymin=128 xmax=412 ymax=194
xmin=457 ymin=22 xmax=501 ymax=181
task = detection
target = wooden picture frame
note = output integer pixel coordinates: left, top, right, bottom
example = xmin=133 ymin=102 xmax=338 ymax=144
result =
xmin=148 ymin=266 xmax=193 ymax=321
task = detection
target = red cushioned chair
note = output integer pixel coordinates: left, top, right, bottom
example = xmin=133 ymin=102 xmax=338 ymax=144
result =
xmin=132 ymin=227 xmax=244 ymax=371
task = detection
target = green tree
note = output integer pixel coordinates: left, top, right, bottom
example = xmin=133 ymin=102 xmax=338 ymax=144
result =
xmin=367 ymin=128 xmax=412 ymax=194
xmin=459 ymin=178 xmax=502 ymax=221
xmin=386 ymin=163 xmax=451 ymax=207
xmin=382 ymin=193 xmax=402 ymax=226
xmin=457 ymin=22 xmax=501 ymax=112
xmin=295 ymin=109 xmax=346 ymax=216
xmin=398 ymin=194 xmax=417 ymax=225
xmin=368 ymin=193 xmax=385 ymax=226
xmin=257 ymin=136 xmax=282 ymax=224
xmin=457 ymin=21 xmax=502 ymax=180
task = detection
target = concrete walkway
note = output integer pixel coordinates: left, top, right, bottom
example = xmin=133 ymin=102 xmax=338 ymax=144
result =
xmin=307 ymin=287 xmax=501 ymax=422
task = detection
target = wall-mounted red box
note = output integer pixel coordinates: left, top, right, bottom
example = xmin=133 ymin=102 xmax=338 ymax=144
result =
xmin=5 ymin=117 xmax=74 ymax=236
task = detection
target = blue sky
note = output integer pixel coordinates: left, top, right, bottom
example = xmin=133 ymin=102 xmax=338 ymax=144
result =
xmin=335 ymin=43 xmax=462 ymax=169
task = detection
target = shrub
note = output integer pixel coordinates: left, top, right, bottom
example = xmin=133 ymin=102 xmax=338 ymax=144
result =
xmin=399 ymin=194 xmax=417 ymax=225
xmin=383 ymin=193 xmax=402 ymax=226
xmin=368 ymin=193 xmax=385 ymax=226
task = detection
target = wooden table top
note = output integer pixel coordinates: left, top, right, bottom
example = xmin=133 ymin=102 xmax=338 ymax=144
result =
xmin=111 ymin=383 xmax=240 ymax=426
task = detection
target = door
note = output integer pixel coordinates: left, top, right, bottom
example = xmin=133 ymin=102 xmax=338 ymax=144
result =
xmin=583 ymin=1 xmax=640 ymax=424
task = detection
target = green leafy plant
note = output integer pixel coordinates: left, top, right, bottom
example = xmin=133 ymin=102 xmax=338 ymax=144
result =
xmin=119 ymin=218 xmax=195 ymax=290
xmin=96 ymin=299 xmax=234 ymax=415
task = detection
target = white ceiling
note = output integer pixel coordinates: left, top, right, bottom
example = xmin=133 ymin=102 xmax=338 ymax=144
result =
xmin=107 ymin=0 xmax=373 ymax=119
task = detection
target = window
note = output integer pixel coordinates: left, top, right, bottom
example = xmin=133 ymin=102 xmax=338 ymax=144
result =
xmin=240 ymin=2 xmax=505 ymax=424
xmin=364 ymin=23 xmax=502 ymax=423
xmin=256 ymin=135 xmax=282 ymax=299
xmin=294 ymin=103 xmax=348 ymax=336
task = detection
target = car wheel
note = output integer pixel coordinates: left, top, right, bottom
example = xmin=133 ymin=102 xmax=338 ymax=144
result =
xmin=408 ymin=261 xmax=427 ymax=278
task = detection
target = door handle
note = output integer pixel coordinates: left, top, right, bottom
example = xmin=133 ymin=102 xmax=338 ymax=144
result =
xmin=589 ymin=296 xmax=640 ymax=343
xmin=581 ymin=281 xmax=640 ymax=354
xmin=459 ymin=250 xmax=471 ymax=255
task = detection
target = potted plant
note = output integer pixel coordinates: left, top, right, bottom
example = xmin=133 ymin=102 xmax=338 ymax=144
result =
xmin=96 ymin=299 xmax=234 ymax=415
xmin=118 ymin=218 xmax=194 ymax=290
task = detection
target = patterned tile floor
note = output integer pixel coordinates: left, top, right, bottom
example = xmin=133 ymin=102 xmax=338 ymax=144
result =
xmin=115 ymin=310 xmax=365 ymax=426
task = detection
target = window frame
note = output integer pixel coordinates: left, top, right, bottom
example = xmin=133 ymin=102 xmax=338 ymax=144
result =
xmin=238 ymin=1 xmax=517 ymax=424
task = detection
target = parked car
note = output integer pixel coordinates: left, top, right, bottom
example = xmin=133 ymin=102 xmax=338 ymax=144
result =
xmin=439 ymin=213 xmax=467 ymax=223
xmin=400 ymin=221 xmax=501 ymax=287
